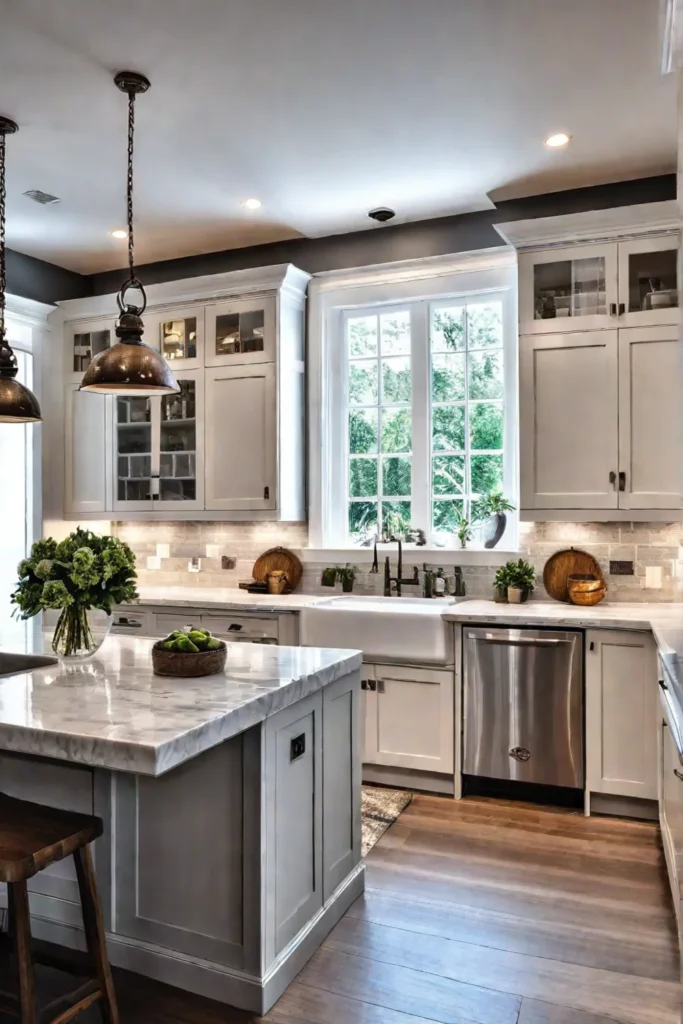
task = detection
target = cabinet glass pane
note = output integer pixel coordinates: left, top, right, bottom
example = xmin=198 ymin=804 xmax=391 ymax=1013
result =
xmin=533 ymin=257 xmax=606 ymax=320
xmin=117 ymin=397 xmax=152 ymax=502
xmin=160 ymin=317 xmax=197 ymax=361
xmin=627 ymin=248 xmax=678 ymax=312
xmin=73 ymin=329 xmax=111 ymax=372
xmin=215 ymin=308 xmax=265 ymax=356
xmin=159 ymin=380 xmax=197 ymax=501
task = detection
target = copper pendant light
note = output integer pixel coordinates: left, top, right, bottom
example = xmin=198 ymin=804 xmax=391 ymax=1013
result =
xmin=80 ymin=72 xmax=178 ymax=396
xmin=0 ymin=116 xmax=42 ymax=423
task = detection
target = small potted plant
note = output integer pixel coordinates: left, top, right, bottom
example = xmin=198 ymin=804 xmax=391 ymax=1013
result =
xmin=337 ymin=564 xmax=358 ymax=593
xmin=456 ymin=516 xmax=472 ymax=549
xmin=478 ymin=492 xmax=516 ymax=549
xmin=493 ymin=564 xmax=513 ymax=602
xmin=505 ymin=558 xmax=536 ymax=604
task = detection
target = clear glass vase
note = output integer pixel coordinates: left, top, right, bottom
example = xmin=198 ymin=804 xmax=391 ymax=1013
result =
xmin=51 ymin=606 xmax=113 ymax=660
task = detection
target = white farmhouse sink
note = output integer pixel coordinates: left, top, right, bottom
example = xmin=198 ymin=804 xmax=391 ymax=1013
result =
xmin=300 ymin=595 xmax=454 ymax=665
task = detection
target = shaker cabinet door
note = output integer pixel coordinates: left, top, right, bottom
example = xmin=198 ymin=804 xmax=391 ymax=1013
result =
xmin=366 ymin=665 xmax=454 ymax=774
xmin=520 ymin=331 xmax=619 ymax=510
xmin=205 ymin=364 xmax=276 ymax=511
xmin=64 ymin=383 xmax=111 ymax=515
xmin=618 ymin=326 xmax=681 ymax=510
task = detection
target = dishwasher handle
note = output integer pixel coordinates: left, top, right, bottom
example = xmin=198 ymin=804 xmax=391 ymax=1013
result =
xmin=470 ymin=634 xmax=571 ymax=648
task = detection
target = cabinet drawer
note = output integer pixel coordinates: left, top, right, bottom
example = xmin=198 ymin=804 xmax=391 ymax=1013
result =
xmin=151 ymin=612 xmax=199 ymax=637
xmin=201 ymin=613 xmax=279 ymax=641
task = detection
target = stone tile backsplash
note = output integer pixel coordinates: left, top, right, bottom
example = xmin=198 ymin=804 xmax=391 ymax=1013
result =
xmin=114 ymin=519 xmax=683 ymax=603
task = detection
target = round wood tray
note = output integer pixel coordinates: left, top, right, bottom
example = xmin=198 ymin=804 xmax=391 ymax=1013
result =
xmin=252 ymin=547 xmax=303 ymax=592
xmin=152 ymin=641 xmax=227 ymax=678
xmin=543 ymin=548 xmax=603 ymax=603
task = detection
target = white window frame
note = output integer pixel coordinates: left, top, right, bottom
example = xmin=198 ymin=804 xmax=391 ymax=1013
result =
xmin=308 ymin=249 xmax=519 ymax=561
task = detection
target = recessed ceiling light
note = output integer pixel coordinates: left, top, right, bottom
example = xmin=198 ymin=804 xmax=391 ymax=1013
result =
xmin=544 ymin=132 xmax=572 ymax=148
xmin=242 ymin=197 xmax=262 ymax=210
xmin=110 ymin=229 xmax=128 ymax=239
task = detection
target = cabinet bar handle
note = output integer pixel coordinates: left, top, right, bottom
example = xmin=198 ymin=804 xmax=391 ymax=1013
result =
xmin=618 ymin=303 xmax=625 ymax=316
xmin=589 ymin=641 xmax=595 ymax=651
xmin=609 ymin=303 xmax=617 ymax=316
xmin=618 ymin=471 xmax=626 ymax=492
xmin=659 ymin=677 xmax=669 ymax=691
xmin=263 ymin=486 xmax=270 ymax=500
xmin=609 ymin=471 xmax=617 ymax=490
xmin=674 ymin=769 xmax=683 ymax=782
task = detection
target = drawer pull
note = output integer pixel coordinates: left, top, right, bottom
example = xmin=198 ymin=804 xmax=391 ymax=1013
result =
xmin=674 ymin=769 xmax=683 ymax=782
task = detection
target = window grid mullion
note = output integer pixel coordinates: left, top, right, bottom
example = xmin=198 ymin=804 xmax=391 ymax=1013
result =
xmin=464 ymin=307 xmax=471 ymax=521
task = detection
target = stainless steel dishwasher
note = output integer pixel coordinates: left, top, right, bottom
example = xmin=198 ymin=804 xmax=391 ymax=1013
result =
xmin=463 ymin=627 xmax=584 ymax=789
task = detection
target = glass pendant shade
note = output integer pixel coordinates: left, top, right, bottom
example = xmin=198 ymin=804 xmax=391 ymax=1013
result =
xmin=0 ymin=332 xmax=41 ymax=421
xmin=80 ymin=312 xmax=178 ymax=395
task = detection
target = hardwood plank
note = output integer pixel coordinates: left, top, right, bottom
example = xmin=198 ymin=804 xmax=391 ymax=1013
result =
xmin=299 ymin=945 xmax=521 ymax=1024
xmin=365 ymin=847 xmax=673 ymax=932
xmin=518 ymin=998 xmax=634 ymax=1024
xmin=269 ymin=982 xmax=443 ymax=1024
xmin=347 ymin=891 xmax=679 ymax=982
xmin=324 ymin=916 xmax=679 ymax=1024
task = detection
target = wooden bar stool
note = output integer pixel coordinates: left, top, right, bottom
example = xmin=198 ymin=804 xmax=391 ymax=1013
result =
xmin=0 ymin=792 xmax=119 ymax=1023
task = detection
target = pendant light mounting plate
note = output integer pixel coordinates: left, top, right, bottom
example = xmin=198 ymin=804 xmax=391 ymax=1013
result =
xmin=114 ymin=71 xmax=151 ymax=96
xmin=0 ymin=117 xmax=18 ymax=136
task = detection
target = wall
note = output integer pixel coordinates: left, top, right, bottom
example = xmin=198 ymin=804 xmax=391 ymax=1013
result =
xmin=116 ymin=519 xmax=682 ymax=603
xmin=90 ymin=175 xmax=675 ymax=295
xmin=7 ymin=248 xmax=88 ymax=304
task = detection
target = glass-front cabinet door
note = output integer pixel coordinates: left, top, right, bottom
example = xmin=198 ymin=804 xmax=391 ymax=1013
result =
xmin=65 ymin=318 xmax=115 ymax=381
xmin=519 ymin=243 xmax=618 ymax=334
xmin=144 ymin=307 xmax=204 ymax=369
xmin=205 ymin=296 xmax=276 ymax=366
xmin=113 ymin=370 xmax=204 ymax=512
xmin=618 ymin=235 xmax=679 ymax=326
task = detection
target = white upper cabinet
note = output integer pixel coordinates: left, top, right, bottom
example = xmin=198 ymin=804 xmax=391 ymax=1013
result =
xmin=520 ymin=331 xmax=619 ymax=510
xmin=65 ymin=317 xmax=116 ymax=382
xmin=617 ymin=236 xmax=679 ymax=328
xmin=143 ymin=307 xmax=204 ymax=370
xmin=59 ymin=264 xmax=309 ymax=521
xmin=519 ymin=242 xmax=618 ymax=334
xmin=205 ymin=364 xmax=276 ymax=512
xmin=618 ymin=326 xmax=681 ymax=510
xmin=205 ymin=296 xmax=276 ymax=366
xmin=64 ymin=384 xmax=112 ymax=516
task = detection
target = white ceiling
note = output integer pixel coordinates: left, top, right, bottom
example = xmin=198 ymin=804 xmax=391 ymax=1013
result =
xmin=0 ymin=0 xmax=676 ymax=274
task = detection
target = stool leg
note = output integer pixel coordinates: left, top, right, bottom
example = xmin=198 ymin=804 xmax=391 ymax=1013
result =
xmin=73 ymin=846 xmax=119 ymax=1024
xmin=8 ymin=881 xmax=37 ymax=1024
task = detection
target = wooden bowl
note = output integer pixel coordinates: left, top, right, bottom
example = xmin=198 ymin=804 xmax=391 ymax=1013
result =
xmin=567 ymin=586 xmax=606 ymax=607
xmin=152 ymin=641 xmax=227 ymax=678
xmin=567 ymin=574 xmax=603 ymax=594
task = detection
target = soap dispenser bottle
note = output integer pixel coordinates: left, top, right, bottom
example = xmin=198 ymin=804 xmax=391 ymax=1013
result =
xmin=434 ymin=568 xmax=446 ymax=597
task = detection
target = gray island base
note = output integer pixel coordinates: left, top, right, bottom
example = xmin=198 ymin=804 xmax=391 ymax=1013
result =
xmin=0 ymin=637 xmax=364 ymax=1013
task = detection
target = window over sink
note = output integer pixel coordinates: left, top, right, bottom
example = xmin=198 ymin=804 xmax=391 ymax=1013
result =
xmin=309 ymin=252 xmax=517 ymax=551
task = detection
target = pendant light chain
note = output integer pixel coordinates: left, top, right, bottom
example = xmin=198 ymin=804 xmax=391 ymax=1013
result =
xmin=0 ymin=130 xmax=7 ymax=335
xmin=126 ymin=88 xmax=136 ymax=283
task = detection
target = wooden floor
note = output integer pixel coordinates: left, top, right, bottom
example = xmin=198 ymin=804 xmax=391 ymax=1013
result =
xmin=7 ymin=795 xmax=683 ymax=1024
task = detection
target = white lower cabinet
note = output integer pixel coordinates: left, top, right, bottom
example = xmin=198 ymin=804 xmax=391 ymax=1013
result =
xmin=658 ymin=687 xmax=683 ymax=930
xmin=362 ymin=663 xmax=454 ymax=774
xmin=586 ymin=629 xmax=658 ymax=800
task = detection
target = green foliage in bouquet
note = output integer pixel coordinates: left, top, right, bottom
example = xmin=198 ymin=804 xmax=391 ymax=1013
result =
xmin=12 ymin=529 xmax=138 ymax=656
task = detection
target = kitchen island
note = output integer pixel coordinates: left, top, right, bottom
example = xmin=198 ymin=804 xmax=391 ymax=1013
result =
xmin=0 ymin=633 xmax=363 ymax=1013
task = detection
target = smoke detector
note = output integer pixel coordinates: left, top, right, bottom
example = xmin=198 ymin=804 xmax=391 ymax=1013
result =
xmin=368 ymin=207 xmax=395 ymax=223
xmin=23 ymin=189 xmax=61 ymax=206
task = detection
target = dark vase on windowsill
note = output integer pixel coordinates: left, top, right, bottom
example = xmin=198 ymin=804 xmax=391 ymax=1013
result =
xmin=482 ymin=513 xmax=507 ymax=549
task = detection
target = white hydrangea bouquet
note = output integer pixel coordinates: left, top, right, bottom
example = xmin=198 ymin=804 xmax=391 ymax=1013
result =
xmin=12 ymin=528 xmax=138 ymax=658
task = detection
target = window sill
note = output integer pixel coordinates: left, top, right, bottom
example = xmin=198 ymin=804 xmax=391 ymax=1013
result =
xmin=301 ymin=547 xmax=519 ymax=567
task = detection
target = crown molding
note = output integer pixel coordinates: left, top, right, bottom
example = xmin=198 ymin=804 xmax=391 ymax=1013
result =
xmin=58 ymin=263 xmax=311 ymax=321
xmin=6 ymin=292 xmax=56 ymax=327
xmin=494 ymin=201 xmax=681 ymax=251
xmin=309 ymin=247 xmax=515 ymax=296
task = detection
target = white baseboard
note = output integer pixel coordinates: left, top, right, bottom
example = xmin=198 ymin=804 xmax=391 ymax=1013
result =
xmin=363 ymin=763 xmax=454 ymax=795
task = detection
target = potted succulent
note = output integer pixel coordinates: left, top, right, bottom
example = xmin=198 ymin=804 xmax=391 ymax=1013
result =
xmin=493 ymin=563 xmax=513 ymax=603
xmin=478 ymin=492 xmax=516 ymax=549
xmin=12 ymin=529 xmax=138 ymax=659
xmin=504 ymin=558 xmax=536 ymax=604
xmin=456 ymin=516 xmax=472 ymax=549
xmin=337 ymin=564 xmax=358 ymax=593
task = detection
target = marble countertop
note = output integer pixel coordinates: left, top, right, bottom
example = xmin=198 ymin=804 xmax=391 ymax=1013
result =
xmin=0 ymin=634 xmax=361 ymax=777
xmin=124 ymin=587 xmax=332 ymax=613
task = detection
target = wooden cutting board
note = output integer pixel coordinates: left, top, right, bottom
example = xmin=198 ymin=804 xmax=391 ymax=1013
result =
xmin=252 ymin=547 xmax=303 ymax=593
xmin=543 ymin=548 xmax=603 ymax=603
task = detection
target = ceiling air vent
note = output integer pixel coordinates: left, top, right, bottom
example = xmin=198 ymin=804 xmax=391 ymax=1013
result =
xmin=23 ymin=189 xmax=61 ymax=205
